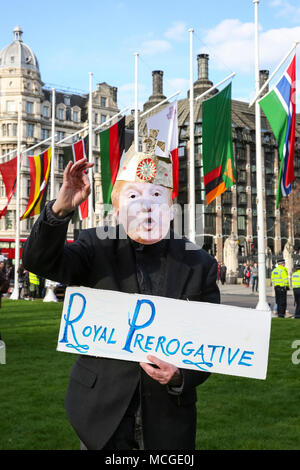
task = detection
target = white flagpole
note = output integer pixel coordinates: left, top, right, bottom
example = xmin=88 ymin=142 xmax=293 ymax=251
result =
xmin=44 ymin=88 xmax=58 ymax=303
xmin=134 ymin=52 xmax=139 ymax=152
xmin=50 ymin=88 xmax=56 ymax=200
xmin=88 ymin=72 xmax=94 ymax=229
xmin=253 ymin=0 xmax=270 ymax=312
xmin=140 ymin=91 xmax=181 ymax=118
xmin=195 ymin=72 xmax=236 ymax=101
xmin=10 ymin=102 xmax=22 ymax=300
xmin=188 ymin=28 xmax=196 ymax=244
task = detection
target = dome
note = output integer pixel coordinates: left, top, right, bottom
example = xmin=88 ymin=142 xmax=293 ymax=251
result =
xmin=0 ymin=26 xmax=39 ymax=72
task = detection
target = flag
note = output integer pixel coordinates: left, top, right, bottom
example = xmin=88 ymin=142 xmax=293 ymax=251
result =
xmin=146 ymin=101 xmax=179 ymax=199
xmin=99 ymin=116 xmax=125 ymax=206
xmin=259 ymin=54 xmax=296 ymax=208
xmin=20 ymin=148 xmax=51 ymax=220
xmin=202 ymin=82 xmax=235 ymax=205
xmin=0 ymin=156 xmax=17 ymax=218
xmin=63 ymin=136 xmax=89 ymax=220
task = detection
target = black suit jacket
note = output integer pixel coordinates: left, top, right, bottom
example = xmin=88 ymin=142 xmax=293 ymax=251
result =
xmin=22 ymin=207 xmax=220 ymax=450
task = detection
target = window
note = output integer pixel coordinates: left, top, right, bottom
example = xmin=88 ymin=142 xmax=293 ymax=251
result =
xmin=26 ymin=101 xmax=34 ymax=114
xmin=95 ymin=185 xmax=101 ymax=202
xmin=100 ymin=97 xmax=106 ymax=107
xmin=2 ymin=124 xmax=6 ymax=137
xmin=41 ymin=128 xmax=50 ymax=140
xmin=100 ymin=114 xmax=106 ymax=124
xmin=5 ymin=211 xmax=13 ymax=230
xmin=6 ymin=101 xmax=15 ymax=113
xmin=57 ymin=131 xmax=65 ymax=142
xmin=73 ymin=110 xmax=79 ymax=123
xmin=58 ymin=108 xmax=64 ymax=120
xmin=0 ymin=180 xmax=5 ymax=197
xmin=43 ymin=106 xmax=49 ymax=118
xmin=26 ymin=217 xmax=34 ymax=231
xmin=58 ymin=155 xmax=64 ymax=170
xmin=94 ymin=113 xmax=98 ymax=124
xmin=26 ymin=123 xmax=34 ymax=138
xmin=13 ymin=124 xmax=17 ymax=136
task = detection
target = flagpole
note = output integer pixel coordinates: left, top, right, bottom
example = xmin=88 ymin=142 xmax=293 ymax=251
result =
xmin=195 ymin=72 xmax=236 ymax=101
xmin=43 ymin=88 xmax=58 ymax=303
xmin=188 ymin=28 xmax=196 ymax=244
xmin=50 ymin=88 xmax=55 ymax=200
xmin=10 ymin=102 xmax=21 ymax=300
xmin=140 ymin=91 xmax=181 ymax=117
xmin=88 ymin=72 xmax=94 ymax=229
xmin=134 ymin=52 xmax=139 ymax=152
xmin=253 ymin=0 xmax=270 ymax=312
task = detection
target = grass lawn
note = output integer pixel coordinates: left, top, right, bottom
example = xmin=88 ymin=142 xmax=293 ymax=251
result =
xmin=0 ymin=298 xmax=299 ymax=450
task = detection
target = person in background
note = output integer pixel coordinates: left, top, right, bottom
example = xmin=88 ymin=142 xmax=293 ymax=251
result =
xmin=271 ymin=260 xmax=289 ymax=318
xmin=251 ymin=262 xmax=258 ymax=293
xmin=291 ymin=266 xmax=300 ymax=319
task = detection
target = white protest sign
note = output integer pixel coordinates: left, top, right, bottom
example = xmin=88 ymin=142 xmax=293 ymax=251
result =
xmin=57 ymin=286 xmax=271 ymax=380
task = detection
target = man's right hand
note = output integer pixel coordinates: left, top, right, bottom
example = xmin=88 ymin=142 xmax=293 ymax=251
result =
xmin=52 ymin=158 xmax=94 ymax=218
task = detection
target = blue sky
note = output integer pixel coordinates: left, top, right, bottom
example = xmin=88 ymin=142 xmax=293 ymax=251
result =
xmin=0 ymin=0 xmax=299 ymax=109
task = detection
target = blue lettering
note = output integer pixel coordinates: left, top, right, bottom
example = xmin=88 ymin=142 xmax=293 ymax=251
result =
xmin=238 ymin=350 xmax=254 ymax=367
xmin=59 ymin=292 xmax=89 ymax=353
xmin=134 ymin=333 xmax=148 ymax=352
xmin=99 ymin=327 xmax=107 ymax=343
xmin=107 ymin=328 xmax=117 ymax=344
xmin=122 ymin=299 xmax=156 ymax=353
xmin=93 ymin=325 xmax=102 ymax=341
xmin=166 ymin=338 xmax=180 ymax=355
xmin=145 ymin=335 xmax=155 ymax=352
xmin=155 ymin=336 xmax=169 ymax=356
xmin=82 ymin=326 xmax=92 ymax=337
xmin=218 ymin=346 xmax=225 ymax=363
xmin=181 ymin=341 xmax=194 ymax=356
xmin=228 ymin=347 xmax=240 ymax=365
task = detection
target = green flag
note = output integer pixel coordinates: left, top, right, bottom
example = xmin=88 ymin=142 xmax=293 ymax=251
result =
xmin=202 ymin=82 xmax=235 ymax=205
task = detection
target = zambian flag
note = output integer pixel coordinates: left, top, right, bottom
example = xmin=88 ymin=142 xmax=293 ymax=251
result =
xmin=99 ymin=116 xmax=125 ymax=206
xmin=20 ymin=148 xmax=51 ymax=220
xmin=202 ymin=82 xmax=235 ymax=205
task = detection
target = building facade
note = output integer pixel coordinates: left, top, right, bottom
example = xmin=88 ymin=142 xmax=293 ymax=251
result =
xmin=0 ymin=26 xmax=119 ymax=256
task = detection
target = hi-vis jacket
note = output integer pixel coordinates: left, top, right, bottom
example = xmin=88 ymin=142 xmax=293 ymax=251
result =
xmin=271 ymin=265 xmax=289 ymax=287
xmin=292 ymin=270 xmax=300 ymax=289
xmin=29 ymin=272 xmax=39 ymax=285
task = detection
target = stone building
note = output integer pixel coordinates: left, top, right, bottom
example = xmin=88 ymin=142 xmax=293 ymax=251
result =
xmin=0 ymin=26 xmax=119 ymax=254
xmin=129 ymin=54 xmax=300 ymax=264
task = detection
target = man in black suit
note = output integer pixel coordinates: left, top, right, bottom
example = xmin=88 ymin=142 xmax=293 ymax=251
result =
xmin=23 ymin=137 xmax=220 ymax=450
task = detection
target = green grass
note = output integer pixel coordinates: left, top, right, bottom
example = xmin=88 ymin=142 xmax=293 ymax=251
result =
xmin=0 ymin=299 xmax=300 ymax=450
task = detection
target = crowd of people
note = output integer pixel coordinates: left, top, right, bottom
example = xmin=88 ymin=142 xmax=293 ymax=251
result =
xmin=217 ymin=261 xmax=259 ymax=293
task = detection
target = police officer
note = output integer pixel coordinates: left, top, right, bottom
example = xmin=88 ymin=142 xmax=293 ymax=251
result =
xmin=292 ymin=267 xmax=300 ymax=319
xmin=271 ymin=259 xmax=289 ymax=318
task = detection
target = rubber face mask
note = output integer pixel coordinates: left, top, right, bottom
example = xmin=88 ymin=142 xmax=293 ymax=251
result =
xmin=117 ymin=181 xmax=173 ymax=245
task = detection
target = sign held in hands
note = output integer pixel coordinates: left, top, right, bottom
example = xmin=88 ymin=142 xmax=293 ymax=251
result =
xmin=57 ymin=286 xmax=271 ymax=380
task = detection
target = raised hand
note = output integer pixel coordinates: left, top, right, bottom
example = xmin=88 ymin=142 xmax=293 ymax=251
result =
xmin=52 ymin=158 xmax=94 ymax=218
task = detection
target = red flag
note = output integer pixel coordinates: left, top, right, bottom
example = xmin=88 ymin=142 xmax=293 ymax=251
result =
xmin=0 ymin=157 xmax=17 ymax=218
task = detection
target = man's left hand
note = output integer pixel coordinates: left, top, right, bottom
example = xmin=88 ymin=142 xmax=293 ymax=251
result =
xmin=140 ymin=355 xmax=182 ymax=386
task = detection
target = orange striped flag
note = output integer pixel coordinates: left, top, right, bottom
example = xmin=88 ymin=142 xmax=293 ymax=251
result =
xmin=20 ymin=148 xmax=52 ymax=220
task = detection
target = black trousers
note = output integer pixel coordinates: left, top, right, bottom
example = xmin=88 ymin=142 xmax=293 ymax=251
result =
xmin=275 ymin=286 xmax=287 ymax=317
xmin=294 ymin=288 xmax=300 ymax=318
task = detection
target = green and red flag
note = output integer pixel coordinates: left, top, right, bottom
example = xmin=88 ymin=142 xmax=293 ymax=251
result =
xmin=202 ymin=82 xmax=235 ymax=205
xmin=20 ymin=148 xmax=51 ymax=220
xmin=99 ymin=116 xmax=125 ymax=206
